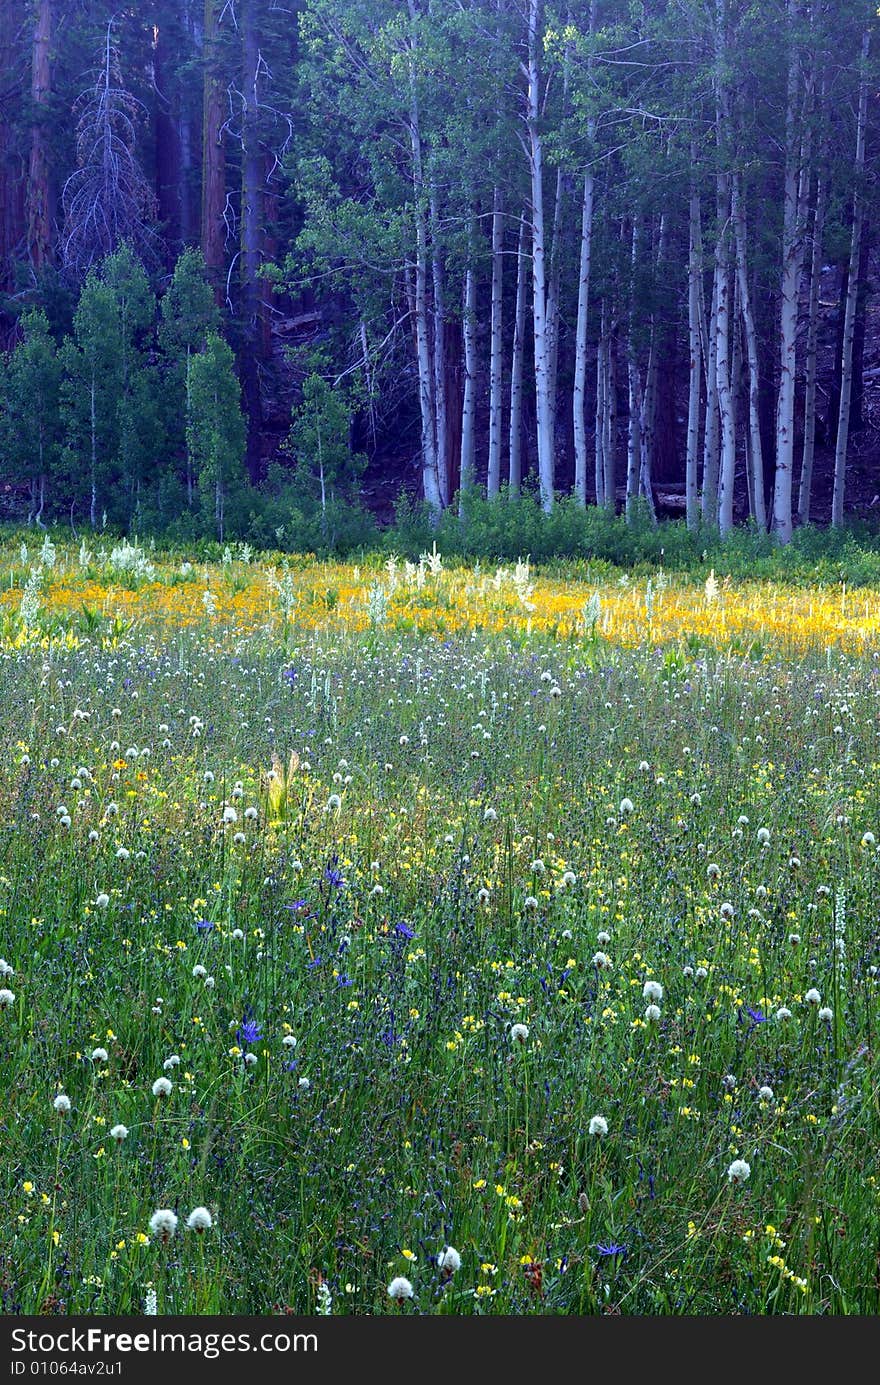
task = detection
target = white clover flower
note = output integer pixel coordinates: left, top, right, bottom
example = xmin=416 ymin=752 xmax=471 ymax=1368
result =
xmin=95 ymin=893 xmax=110 ymax=909
xmin=192 ymin=965 xmax=207 ymax=979
xmin=639 ymin=760 xmax=650 ymax=772
xmin=232 ymin=928 xmax=244 ymax=940
xmin=775 ymin=1007 xmax=792 ymax=1022
xmin=110 ymin=1124 xmax=128 ymax=1142
xmin=437 ymin=1246 xmax=461 ymax=1275
xmin=695 ymin=966 xmax=708 ymax=980
xmin=282 ymin=1035 xmax=297 ymax=1049
xmin=804 ymin=988 xmax=822 ymax=1006
xmin=818 ymin=1006 xmax=833 ymax=1022
xmin=0 ymin=988 xmax=15 ymax=1008
xmin=720 ymin=902 xmax=735 ymax=920
xmin=643 ymin=980 xmax=663 ymax=1004
xmin=588 ymin=1115 xmax=608 ymax=1137
xmin=757 ymin=1085 xmax=774 ymax=1102
xmin=115 ymin=847 xmax=130 ymax=861
xmin=387 ymin=1276 xmax=414 ymax=1303
xmin=149 ymin=1209 xmax=178 ymax=1241
xmin=596 ymin=931 xmax=611 ymax=945
xmin=756 ymin=827 xmax=771 ymax=845
xmin=53 ymin=1093 xmax=71 ymax=1114
xmin=619 ymin=798 xmax=634 ymax=815
xmin=298 ymin=1077 xmax=311 ymax=1090
xmin=243 ymin=1052 xmax=258 ymax=1068
xmin=222 ymin=805 xmax=238 ymax=824
xmin=90 ymin=1047 xmax=109 ymax=1063
xmin=592 ymin=951 xmax=612 ymax=971
xmin=186 ymin=1206 xmax=213 ymax=1232
xmin=644 ymin=1004 xmax=661 ymax=1023
xmin=727 ymin=1158 xmax=751 ymax=1185
xmin=151 ymin=1077 xmax=173 ymax=1098
xmin=245 ymin=806 xmax=258 ymax=821
xmin=560 ymin=870 xmax=577 ymax=887
xmin=483 ymin=807 xmax=497 ymax=822
xmin=510 ymin=1023 xmax=530 ymax=1044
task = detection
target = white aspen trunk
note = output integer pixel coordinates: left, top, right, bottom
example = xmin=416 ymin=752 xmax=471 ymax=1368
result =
xmin=573 ymin=164 xmax=595 ymax=506
xmin=486 ymin=186 xmax=504 ymax=498
xmin=429 ymin=192 xmax=449 ymax=508
xmin=686 ymin=163 xmax=702 ymax=531
xmin=798 ymin=160 xmax=826 ymax=525
xmin=546 ymin=164 xmax=566 ymax=469
xmin=509 ymin=213 xmax=527 ymax=495
xmin=639 ymin=211 xmax=667 ymax=522
xmin=732 ymin=170 xmax=767 ymax=530
xmin=459 ymin=254 xmax=477 ymax=514
xmin=714 ymin=0 xmax=736 ymax=540
xmin=625 ymin=221 xmax=641 ymax=521
xmin=771 ymin=0 xmax=803 ymax=543
xmin=526 ymin=0 xmax=554 ymax=512
xmin=605 ymin=328 xmax=617 ymax=510
xmin=594 ymin=301 xmax=606 ymax=507
xmin=408 ymin=99 xmax=441 ymax=516
xmin=832 ymin=29 xmax=870 ymax=529
xmin=701 ymin=258 xmax=720 ymax=525
xmin=89 ymin=372 xmax=97 ymax=529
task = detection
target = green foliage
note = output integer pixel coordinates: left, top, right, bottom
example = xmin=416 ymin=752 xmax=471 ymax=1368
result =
xmin=0 ymin=310 xmax=62 ymax=520
xmin=186 ymin=332 xmax=247 ymax=542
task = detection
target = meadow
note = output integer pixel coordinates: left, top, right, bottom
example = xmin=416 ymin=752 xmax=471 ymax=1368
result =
xmin=1 ymin=532 xmax=880 ymax=1315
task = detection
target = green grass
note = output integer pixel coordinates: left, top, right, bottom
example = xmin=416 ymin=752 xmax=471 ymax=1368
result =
xmin=1 ymin=545 xmax=880 ymax=1315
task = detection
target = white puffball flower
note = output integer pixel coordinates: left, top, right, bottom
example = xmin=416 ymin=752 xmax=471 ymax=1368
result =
xmin=804 ymin=988 xmax=822 ymax=1006
xmin=282 ymin=1035 xmax=297 ymax=1049
xmin=0 ymin=988 xmax=15 ymax=1008
xmin=757 ymin=1085 xmax=774 ymax=1102
xmin=244 ymin=806 xmax=258 ymax=821
xmin=232 ymin=928 xmax=244 ymax=940
xmin=149 ymin=1209 xmax=178 ymax=1241
xmin=644 ymin=1004 xmax=661 ymax=1023
xmin=437 ymin=1246 xmax=461 ymax=1275
xmin=151 ymin=1077 xmax=173 ymax=1098
xmin=53 ymin=1093 xmax=71 ymax=1114
xmin=95 ymin=893 xmax=110 ymax=909
xmin=523 ymin=895 xmax=539 ymax=911
xmin=861 ymin=831 xmax=875 ymax=848
xmin=90 ymin=1047 xmax=109 ymax=1063
xmin=233 ymin=831 xmax=246 ymax=845
xmin=727 ymin=1159 xmax=751 ymax=1185
xmin=510 ymin=1023 xmax=530 ymax=1044
xmin=775 ymin=1007 xmax=792 ymax=1022
xmin=588 ymin=1115 xmax=608 ymax=1137
xmin=619 ymin=797 xmax=634 ymax=815
xmin=720 ymin=902 xmax=735 ymax=920
xmin=186 ymin=1206 xmax=213 ymax=1233
xmin=0 ymin=959 xmax=14 ymax=979
xmin=110 ymin=1124 xmax=128 ymax=1142
xmin=298 ymin=1076 xmax=311 ymax=1091
xmin=192 ymin=964 xmax=207 ymax=979
xmin=326 ymin=794 xmax=342 ymax=812
xmin=222 ymin=805 xmax=238 ymax=824
xmin=721 ymin=1074 xmax=737 ymax=1091
xmin=756 ymin=827 xmax=771 ymax=845
xmin=387 ymin=1276 xmax=414 ymax=1303
xmin=596 ymin=931 xmax=611 ymax=945
xmin=243 ymin=1052 xmax=258 ymax=1068
xmin=483 ymin=807 xmax=497 ymax=822
xmin=592 ymin=951 xmax=612 ymax=971
xmin=818 ymin=1006 xmax=833 ymax=1022
xmin=642 ymin=980 xmax=663 ymax=1004
xmin=163 ymin=1054 xmax=180 ymax=1070
xmin=561 ymin=870 xmax=577 ymax=887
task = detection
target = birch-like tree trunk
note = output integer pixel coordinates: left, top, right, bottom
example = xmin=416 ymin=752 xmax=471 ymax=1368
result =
xmin=458 ymin=250 xmax=477 ymax=514
xmin=525 ymin=0 xmax=554 ymax=512
xmin=701 ymin=265 xmax=720 ymax=525
xmin=201 ymin=0 xmax=225 ymax=303
xmin=408 ymin=84 xmax=441 ymax=514
xmin=594 ymin=301 xmax=607 ymax=507
xmin=508 ymin=212 xmax=527 ymax=496
xmin=732 ymin=171 xmax=766 ymax=530
xmin=798 ymin=156 xmax=826 ymax=525
xmin=686 ymin=161 xmax=702 ymax=531
xmin=429 ymin=192 xmax=449 ymax=507
xmin=771 ymin=0 xmax=803 ymax=543
xmin=605 ymin=325 xmax=617 ymax=510
xmin=831 ymin=29 xmax=870 ymax=529
xmin=573 ymin=163 xmax=595 ymax=505
xmin=714 ymin=3 xmax=736 ymax=539
xmin=486 ymin=186 xmax=504 ymax=497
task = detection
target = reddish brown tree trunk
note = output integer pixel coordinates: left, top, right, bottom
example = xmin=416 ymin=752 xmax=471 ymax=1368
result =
xmin=27 ymin=0 xmax=52 ymax=272
xmin=201 ymin=0 xmax=225 ymax=303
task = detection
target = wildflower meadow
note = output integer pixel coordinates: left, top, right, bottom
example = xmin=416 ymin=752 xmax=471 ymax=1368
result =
xmin=2 ymin=533 xmax=880 ymax=1315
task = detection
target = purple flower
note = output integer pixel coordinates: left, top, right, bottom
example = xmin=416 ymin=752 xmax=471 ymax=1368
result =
xmin=394 ymin=922 xmax=415 ymax=940
xmin=237 ymin=1015 xmax=263 ymax=1047
xmin=596 ymin=1243 xmax=627 ymax=1258
xmin=195 ymin=919 xmax=214 ymax=933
